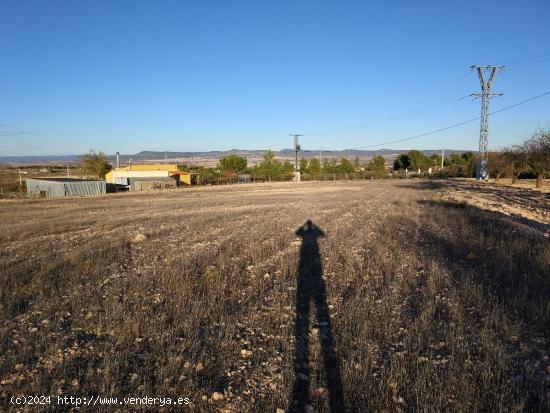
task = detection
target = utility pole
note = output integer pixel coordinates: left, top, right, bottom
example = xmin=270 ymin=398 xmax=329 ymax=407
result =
xmin=470 ymin=65 xmax=503 ymax=180
xmin=289 ymin=134 xmax=302 ymax=171
xmin=66 ymin=163 xmax=70 ymax=177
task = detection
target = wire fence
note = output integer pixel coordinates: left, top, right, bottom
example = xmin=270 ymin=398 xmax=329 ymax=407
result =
xmin=197 ymin=172 xmax=397 ymax=186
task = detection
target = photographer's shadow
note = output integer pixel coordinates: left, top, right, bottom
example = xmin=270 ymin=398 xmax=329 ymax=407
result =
xmin=290 ymin=220 xmax=344 ymax=412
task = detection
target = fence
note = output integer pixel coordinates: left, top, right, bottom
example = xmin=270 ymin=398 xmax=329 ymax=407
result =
xmin=197 ymin=172 xmax=394 ymax=185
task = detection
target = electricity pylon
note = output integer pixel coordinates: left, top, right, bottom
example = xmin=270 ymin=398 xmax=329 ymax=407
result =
xmin=470 ymin=65 xmax=503 ymax=180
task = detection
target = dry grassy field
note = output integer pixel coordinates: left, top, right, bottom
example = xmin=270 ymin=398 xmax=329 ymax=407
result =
xmin=1 ymin=180 xmax=549 ymax=412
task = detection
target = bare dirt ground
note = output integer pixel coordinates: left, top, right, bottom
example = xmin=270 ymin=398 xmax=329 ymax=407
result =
xmin=440 ymin=179 xmax=550 ymax=237
xmin=1 ymin=180 xmax=549 ymax=412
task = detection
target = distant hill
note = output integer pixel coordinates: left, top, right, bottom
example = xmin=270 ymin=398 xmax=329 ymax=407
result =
xmin=114 ymin=148 xmax=469 ymax=160
xmin=0 ymin=155 xmax=81 ymax=164
xmin=0 ymin=149 xmax=471 ymax=165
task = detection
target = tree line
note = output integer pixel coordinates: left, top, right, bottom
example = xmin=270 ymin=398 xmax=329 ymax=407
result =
xmin=392 ymin=128 xmax=550 ymax=188
xmin=185 ymin=151 xmax=296 ymax=183
xmin=185 ymin=152 xmax=392 ymax=183
xmin=213 ymin=128 xmax=549 ymax=186
xmin=486 ymin=129 xmax=550 ymax=188
xmin=77 ymin=128 xmax=549 ymax=188
xmin=393 ymin=150 xmax=478 ymax=178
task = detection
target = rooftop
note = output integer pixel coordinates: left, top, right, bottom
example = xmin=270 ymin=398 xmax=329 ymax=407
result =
xmin=27 ymin=177 xmax=103 ymax=182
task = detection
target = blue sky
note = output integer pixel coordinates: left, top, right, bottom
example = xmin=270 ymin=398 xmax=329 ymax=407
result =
xmin=1 ymin=0 xmax=549 ymax=155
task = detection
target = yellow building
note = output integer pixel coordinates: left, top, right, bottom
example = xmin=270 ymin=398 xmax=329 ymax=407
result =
xmin=114 ymin=164 xmax=178 ymax=172
xmin=105 ymin=164 xmax=191 ymax=187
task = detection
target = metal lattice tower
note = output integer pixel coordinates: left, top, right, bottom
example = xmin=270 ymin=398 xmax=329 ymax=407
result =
xmin=470 ymin=65 xmax=503 ymax=180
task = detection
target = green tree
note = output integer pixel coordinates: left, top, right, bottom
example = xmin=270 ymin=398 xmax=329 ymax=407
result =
xmin=446 ymin=152 xmax=477 ymax=177
xmin=186 ymin=165 xmax=222 ymax=185
xmin=394 ymin=154 xmax=411 ymax=170
xmin=448 ymin=153 xmax=464 ymax=165
xmin=281 ymin=160 xmax=295 ymax=175
xmin=368 ymin=155 xmax=387 ymax=178
xmin=254 ymin=150 xmax=279 ymax=181
xmin=353 ymin=156 xmax=361 ymax=171
xmin=430 ymin=153 xmax=442 ymax=167
xmin=322 ymin=158 xmax=335 ymax=173
xmin=299 ymin=157 xmax=309 ymax=172
xmin=308 ymin=157 xmax=321 ymax=174
xmin=339 ymin=158 xmax=355 ymax=173
xmin=219 ymin=154 xmax=247 ymax=173
xmin=407 ymin=150 xmax=431 ymax=171
xmin=79 ymin=150 xmax=112 ymax=179
xmin=461 ymin=152 xmax=477 ymax=177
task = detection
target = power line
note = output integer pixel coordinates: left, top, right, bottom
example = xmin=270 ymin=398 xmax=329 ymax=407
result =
xmin=494 ymin=49 xmax=550 ymax=77
xmin=348 ymin=90 xmax=550 ymax=151
xmin=498 ymin=48 xmax=550 ymax=66
xmin=302 ymin=50 xmax=550 ymax=140
xmin=303 ymin=71 xmax=473 ymax=137
xmin=490 ymin=90 xmax=550 ymax=115
xmin=504 ymin=56 xmax=550 ymax=73
xmin=385 ymin=72 xmax=471 ymax=122
xmin=304 ymin=96 xmax=476 ymax=138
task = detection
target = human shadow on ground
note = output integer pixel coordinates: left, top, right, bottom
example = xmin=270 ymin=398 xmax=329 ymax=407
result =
xmin=290 ymin=220 xmax=345 ymax=412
